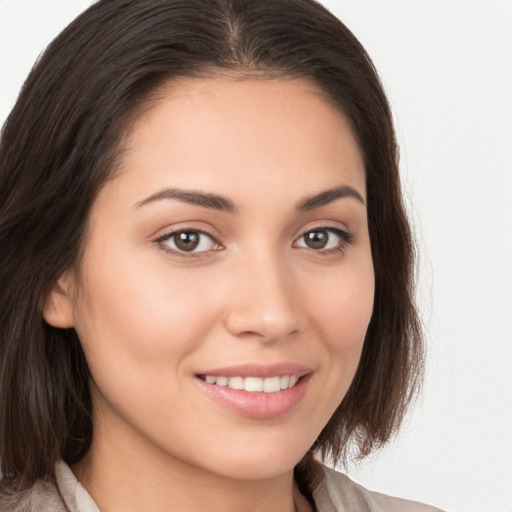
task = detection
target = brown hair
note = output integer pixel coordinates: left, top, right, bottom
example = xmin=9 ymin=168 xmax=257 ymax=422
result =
xmin=0 ymin=0 xmax=423 ymax=493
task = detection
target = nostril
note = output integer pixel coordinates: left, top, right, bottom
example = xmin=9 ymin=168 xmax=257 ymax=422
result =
xmin=223 ymin=269 xmax=301 ymax=341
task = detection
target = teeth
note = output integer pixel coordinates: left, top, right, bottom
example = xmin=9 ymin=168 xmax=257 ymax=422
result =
xmin=263 ymin=376 xmax=281 ymax=393
xmin=216 ymin=376 xmax=228 ymax=386
xmin=203 ymin=375 xmax=301 ymax=393
xmin=244 ymin=377 xmax=263 ymax=392
xmin=227 ymin=376 xmax=244 ymax=390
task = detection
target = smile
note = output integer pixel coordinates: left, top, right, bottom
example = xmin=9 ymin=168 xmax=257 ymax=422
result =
xmin=201 ymin=375 xmax=299 ymax=393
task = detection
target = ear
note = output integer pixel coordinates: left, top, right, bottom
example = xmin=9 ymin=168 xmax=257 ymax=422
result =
xmin=42 ymin=273 xmax=76 ymax=328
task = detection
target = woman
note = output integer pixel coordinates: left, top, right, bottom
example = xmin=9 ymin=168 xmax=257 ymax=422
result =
xmin=0 ymin=1 xmax=442 ymax=510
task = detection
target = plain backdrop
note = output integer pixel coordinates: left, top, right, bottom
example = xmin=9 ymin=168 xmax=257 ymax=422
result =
xmin=1 ymin=1 xmax=511 ymax=511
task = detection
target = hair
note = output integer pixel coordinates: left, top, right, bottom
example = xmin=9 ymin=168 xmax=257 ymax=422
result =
xmin=0 ymin=0 xmax=423 ymax=495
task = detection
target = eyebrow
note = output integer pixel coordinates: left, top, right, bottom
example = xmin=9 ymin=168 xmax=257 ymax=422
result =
xmin=296 ymin=185 xmax=365 ymax=211
xmin=134 ymin=184 xmax=365 ymax=213
xmin=135 ymin=188 xmax=237 ymax=213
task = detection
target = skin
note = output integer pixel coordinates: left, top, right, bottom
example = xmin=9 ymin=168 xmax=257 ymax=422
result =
xmin=44 ymin=77 xmax=375 ymax=512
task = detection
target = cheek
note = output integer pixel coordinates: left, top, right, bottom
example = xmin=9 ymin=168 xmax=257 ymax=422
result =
xmin=71 ymin=265 xmax=220 ymax=441
xmin=310 ymin=258 xmax=375 ymax=371
xmin=72 ymin=254 xmax=220 ymax=381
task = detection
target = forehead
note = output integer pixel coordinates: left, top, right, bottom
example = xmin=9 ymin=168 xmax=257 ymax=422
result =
xmin=107 ymin=77 xmax=366 ymax=207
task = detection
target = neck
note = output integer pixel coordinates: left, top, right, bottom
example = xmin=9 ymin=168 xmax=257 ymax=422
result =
xmin=72 ymin=416 xmax=303 ymax=512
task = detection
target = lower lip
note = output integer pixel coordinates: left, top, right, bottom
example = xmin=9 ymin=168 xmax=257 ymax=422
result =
xmin=197 ymin=376 xmax=310 ymax=419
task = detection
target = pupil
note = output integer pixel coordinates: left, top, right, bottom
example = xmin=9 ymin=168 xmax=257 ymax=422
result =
xmin=306 ymin=230 xmax=328 ymax=249
xmin=175 ymin=231 xmax=200 ymax=251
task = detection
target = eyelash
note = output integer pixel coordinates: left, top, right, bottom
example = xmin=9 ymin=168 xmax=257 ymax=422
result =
xmin=294 ymin=227 xmax=355 ymax=254
xmin=154 ymin=227 xmax=221 ymax=257
xmin=154 ymin=226 xmax=355 ymax=257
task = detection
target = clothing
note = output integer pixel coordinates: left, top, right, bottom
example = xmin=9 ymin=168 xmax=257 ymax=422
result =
xmin=309 ymin=462 xmax=444 ymax=512
xmin=0 ymin=460 xmax=444 ymax=512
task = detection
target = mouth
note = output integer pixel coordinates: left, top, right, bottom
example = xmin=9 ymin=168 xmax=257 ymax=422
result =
xmin=195 ymin=364 xmax=312 ymax=419
xmin=197 ymin=374 xmax=300 ymax=393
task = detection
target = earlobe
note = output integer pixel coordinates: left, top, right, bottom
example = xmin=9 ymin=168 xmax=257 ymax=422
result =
xmin=42 ymin=274 xmax=76 ymax=328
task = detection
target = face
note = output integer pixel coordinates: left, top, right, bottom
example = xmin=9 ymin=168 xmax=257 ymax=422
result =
xmin=48 ymin=78 xmax=374 ymax=482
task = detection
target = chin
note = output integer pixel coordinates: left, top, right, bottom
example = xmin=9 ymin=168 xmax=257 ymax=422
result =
xmin=187 ymin=435 xmax=312 ymax=482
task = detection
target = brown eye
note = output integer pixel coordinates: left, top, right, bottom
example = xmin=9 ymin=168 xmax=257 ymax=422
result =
xmin=304 ymin=230 xmax=329 ymax=249
xmin=295 ymin=228 xmax=353 ymax=251
xmin=160 ymin=230 xmax=218 ymax=253
xmin=174 ymin=231 xmax=200 ymax=251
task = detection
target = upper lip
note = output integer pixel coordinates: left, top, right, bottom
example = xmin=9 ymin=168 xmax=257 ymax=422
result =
xmin=196 ymin=363 xmax=312 ymax=379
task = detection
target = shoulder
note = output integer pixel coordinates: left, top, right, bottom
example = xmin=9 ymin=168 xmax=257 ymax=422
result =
xmin=311 ymin=462 xmax=445 ymax=512
xmin=0 ymin=460 xmax=99 ymax=512
xmin=0 ymin=478 xmax=66 ymax=512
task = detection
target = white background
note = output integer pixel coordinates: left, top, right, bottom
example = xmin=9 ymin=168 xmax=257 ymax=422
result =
xmin=1 ymin=1 xmax=511 ymax=511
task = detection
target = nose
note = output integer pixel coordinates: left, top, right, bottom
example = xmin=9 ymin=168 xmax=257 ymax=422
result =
xmin=223 ymin=248 xmax=302 ymax=342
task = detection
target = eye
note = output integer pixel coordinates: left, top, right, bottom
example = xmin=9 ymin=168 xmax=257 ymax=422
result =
xmin=157 ymin=229 xmax=219 ymax=254
xmin=295 ymin=228 xmax=353 ymax=251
